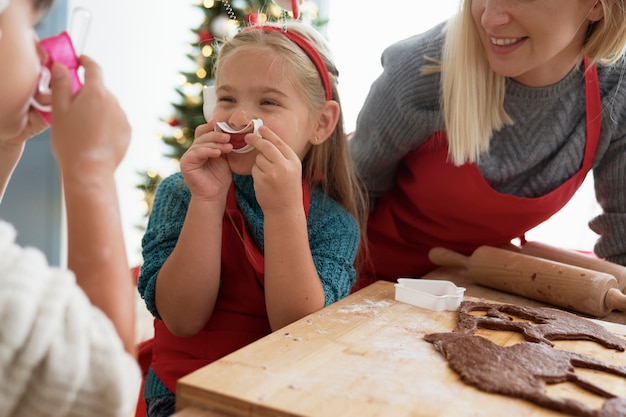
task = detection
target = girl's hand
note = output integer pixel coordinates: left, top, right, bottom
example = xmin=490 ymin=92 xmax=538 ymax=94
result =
xmin=180 ymin=120 xmax=233 ymax=201
xmin=245 ymin=125 xmax=303 ymax=214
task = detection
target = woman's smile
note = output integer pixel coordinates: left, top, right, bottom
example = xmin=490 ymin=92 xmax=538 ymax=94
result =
xmin=488 ymin=36 xmax=527 ymax=54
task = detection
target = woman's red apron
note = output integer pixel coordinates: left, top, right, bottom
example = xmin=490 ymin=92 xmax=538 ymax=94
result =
xmin=150 ymin=182 xmax=311 ymax=393
xmin=356 ymin=60 xmax=602 ymax=290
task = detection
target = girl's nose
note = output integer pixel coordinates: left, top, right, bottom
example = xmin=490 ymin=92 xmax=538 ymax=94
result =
xmin=481 ymin=0 xmax=512 ymax=29
xmin=227 ymin=108 xmax=250 ymax=130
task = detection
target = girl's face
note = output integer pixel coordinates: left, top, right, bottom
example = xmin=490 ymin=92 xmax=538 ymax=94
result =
xmin=471 ymin=0 xmax=604 ymax=86
xmin=0 ymin=0 xmax=44 ymax=139
xmin=213 ymin=47 xmax=316 ymax=175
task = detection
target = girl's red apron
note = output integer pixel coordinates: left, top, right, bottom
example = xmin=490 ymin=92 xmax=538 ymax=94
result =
xmin=356 ymin=60 xmax=601 ymax=290
xmin=150 ymin=182 xmax=311 ymax=393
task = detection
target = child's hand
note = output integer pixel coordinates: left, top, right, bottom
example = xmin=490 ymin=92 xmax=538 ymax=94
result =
xmin=245 ymin=126 xmax=303 ymax=214
xmin=0 ymin=109 xmax=48 ymax=147
xmin=180 ymin=120 xmax=232 ymax=201
xmin=49 ymin=56 xmax=130 ymax=178
xmin=0 ymin=109 xmax=49 ymax=203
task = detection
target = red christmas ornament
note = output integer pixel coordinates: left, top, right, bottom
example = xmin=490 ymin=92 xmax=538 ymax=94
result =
xmin=168 ymin=117 xmax=181 ymax=127
xmin=247 ymin=12 xmax=261 ymax=25
xmin=198 ymin=29 xmax=213 ymax=44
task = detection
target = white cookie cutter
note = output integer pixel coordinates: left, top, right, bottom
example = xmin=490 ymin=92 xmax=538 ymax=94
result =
xmin=214 ymin=119 xmax=263 ymax=154
xmin=394 ymin=278 xmax=466 ymax=312
xmin=203 ymin=85 xmax=216 ymax=120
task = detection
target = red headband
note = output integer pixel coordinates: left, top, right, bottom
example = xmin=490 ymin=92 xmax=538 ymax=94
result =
xmin=245 ymin=25 xmax=333 ymax=101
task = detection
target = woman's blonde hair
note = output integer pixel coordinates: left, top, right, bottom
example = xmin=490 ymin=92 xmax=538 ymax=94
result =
xmin=214 ymin=21 xmax=368 ymax=236
xmin=438 ymin=0 xmax=626 ymax=165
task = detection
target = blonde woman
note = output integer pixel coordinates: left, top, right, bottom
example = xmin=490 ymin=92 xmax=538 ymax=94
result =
xmin=349 ymin=0 xmax=626 ymax=289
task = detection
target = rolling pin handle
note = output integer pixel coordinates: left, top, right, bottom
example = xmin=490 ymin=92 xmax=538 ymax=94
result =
xmin=428 ymin=247 xmax=470 ymax=269
xmin=517 ymin=240 xmax=626 ymax=293
xmin=604 ymin=288 xmax=626 ymax=312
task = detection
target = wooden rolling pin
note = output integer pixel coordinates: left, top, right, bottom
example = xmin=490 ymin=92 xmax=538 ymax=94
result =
xmin=509 ymin=240 xmax=626 ymax=293
xmin=428 ymin=246 xmax=626 ymax=317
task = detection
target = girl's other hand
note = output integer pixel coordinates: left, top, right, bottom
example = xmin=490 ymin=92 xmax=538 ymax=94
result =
xmin=180 ymin=120 xmax=232 ymax=201
xmin=245 ymin=125 xmax=303 ymax=214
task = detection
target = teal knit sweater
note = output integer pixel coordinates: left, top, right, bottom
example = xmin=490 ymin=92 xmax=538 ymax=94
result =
xmin=138 ymin=172 xmax=360 ymax=399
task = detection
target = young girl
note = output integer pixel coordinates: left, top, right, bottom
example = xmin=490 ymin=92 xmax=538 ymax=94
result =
xmin=349 ymin=0 xmax=626 ymax=289
xmin=0 ymin=0 xmax=140 ymax=415
xmin=138 ymin=21 xmax=366 ymax=416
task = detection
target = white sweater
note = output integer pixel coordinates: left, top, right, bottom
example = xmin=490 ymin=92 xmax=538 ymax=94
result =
xmin=0 ymin=221 xmax=140 ymax=417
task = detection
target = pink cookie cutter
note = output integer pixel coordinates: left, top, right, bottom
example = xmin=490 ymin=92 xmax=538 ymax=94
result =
xmin=30 ymin=7 xmax=90 ymax=124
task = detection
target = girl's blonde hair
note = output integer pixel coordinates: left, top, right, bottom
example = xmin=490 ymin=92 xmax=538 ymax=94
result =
xmin=214 ymin=22 xmax=368 ymax=234
xmin=438 ymin=0 xmax=626 ymax=165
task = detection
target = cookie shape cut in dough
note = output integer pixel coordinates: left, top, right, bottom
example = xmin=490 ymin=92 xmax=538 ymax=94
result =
xmin=456 ymin=300 xmax=626 ymax=350
xmin=425 ymin=301 xmax=626 ymax=417
xmin=424 ymin=331 xmax=626 ymax=417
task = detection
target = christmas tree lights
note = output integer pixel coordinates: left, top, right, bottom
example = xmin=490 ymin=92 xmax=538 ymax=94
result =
xmin=136 ymin=0 xmax=324 ymax=222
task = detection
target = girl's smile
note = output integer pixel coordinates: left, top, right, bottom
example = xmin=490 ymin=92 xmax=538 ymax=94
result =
xmin=228 ymin=133 xmax=247 ymax=149
xmin=213 ymin=47 xmax=315 ymax=173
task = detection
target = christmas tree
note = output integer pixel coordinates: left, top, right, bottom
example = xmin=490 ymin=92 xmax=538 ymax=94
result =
xmin=137 ymin=0 xmax=325 ymax=221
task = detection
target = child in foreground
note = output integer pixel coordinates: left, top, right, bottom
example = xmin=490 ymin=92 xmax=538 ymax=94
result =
xmin=0 ymin=0 xmax=140 ymax=416
xmin=138 ymin=21 xmax=366 ymax=416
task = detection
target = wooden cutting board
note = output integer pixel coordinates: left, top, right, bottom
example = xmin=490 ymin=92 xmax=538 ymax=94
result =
xmin=176 ymin=281 xmax=626 ymax=417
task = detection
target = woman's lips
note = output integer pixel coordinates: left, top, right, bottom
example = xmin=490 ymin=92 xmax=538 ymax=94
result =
xmin=487 ymin=36 xmax=527 ymax=53
xmin=490 ymin=37 xmax=524 ymax=46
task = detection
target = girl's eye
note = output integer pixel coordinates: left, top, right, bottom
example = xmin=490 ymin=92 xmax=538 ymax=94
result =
xmin=217 ymin=96 xmax=235 ymax=103
xmin=261 ymin=99 xmax=279 ymax=106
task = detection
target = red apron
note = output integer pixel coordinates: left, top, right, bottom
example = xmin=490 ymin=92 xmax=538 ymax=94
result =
xmin=356 ymin=59 xmax=601 ymax=290
xmin=151 ymin=182 xmax=311 ymax=393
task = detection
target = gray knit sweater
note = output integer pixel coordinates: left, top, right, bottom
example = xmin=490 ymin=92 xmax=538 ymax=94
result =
xmin=349 ymin=22 xmax=626 ymax=265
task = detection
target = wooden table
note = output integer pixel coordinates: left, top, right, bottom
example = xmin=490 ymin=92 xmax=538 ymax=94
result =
xmin=174 ymin=269 xmax=626 ymax=417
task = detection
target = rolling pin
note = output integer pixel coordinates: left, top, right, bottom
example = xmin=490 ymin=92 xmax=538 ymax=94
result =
xmin=428 ymin=246 xmax=626 ymax=317
xmin=508 ymin=240 xmax=626 ymax=293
